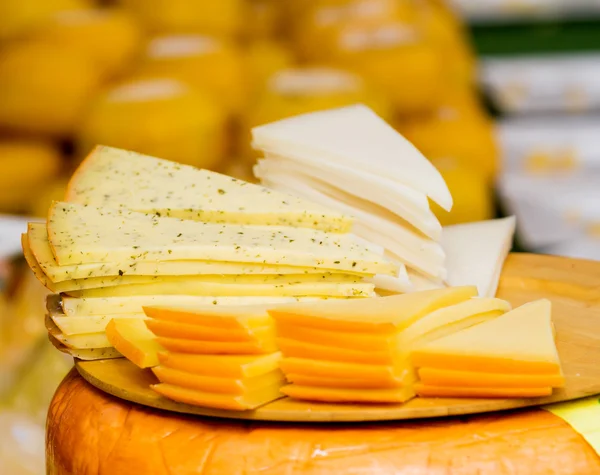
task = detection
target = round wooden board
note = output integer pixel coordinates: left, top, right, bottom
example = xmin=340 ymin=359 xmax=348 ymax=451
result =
xmin=76 ymin=253 xmax=600 ymax=422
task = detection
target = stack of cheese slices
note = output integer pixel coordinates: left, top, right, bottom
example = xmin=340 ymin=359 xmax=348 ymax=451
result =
xmin=24 ymin=145 xmax=400 ymax=361
xmin=252 ymin=104 xmax=516 ymax=295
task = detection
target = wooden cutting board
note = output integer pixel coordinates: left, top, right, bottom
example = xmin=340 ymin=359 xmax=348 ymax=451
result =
xmin=76 ymin=253 xmax=600 ymax=422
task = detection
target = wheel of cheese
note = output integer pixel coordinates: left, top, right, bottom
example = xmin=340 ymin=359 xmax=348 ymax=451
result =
xmin=47 ymin=369 xmax=600 ymax=474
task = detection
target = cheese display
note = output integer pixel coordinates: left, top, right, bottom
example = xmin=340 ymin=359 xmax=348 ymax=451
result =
xmin=66 ymin=145 xmax=351 ymax=232
xmin=252 ymin=105 xmax=452 ymax=290
xmin=412 ymin=299 xmax=564 ymax=398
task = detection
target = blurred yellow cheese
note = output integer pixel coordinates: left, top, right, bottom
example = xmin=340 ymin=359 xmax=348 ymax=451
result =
xmin=430 ymin=158 xmax=494 ymax=226
xmin=0 ymin=0 xmax=90 ymax=39
xmin=0 ymin=41 xmax=101 ymax=137
xmin=118 ymin=0 xmax=245 ymax=37
xmin=77 ymin=78 xmax=227 ymax=169
xmin=134 ymin=35 xmax=246 ymax=114
xmin=244 ymin=40 xmax=294 ymax=96
xmin=0 ymin=140 xmax=62 ymax=213
xmin=25 ymin=8 xmax=142 ymax=79
xmin=30 ymin=178 xmax=69 ymax=218
xmin=245 ymin=0 xmax=281 ymax=39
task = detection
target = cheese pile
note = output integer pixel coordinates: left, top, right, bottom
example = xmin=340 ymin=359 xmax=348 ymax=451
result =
xmin=269 ymin=287 xmax=515 ymax=403
xmin=108 ymin=305 xmax=287 ymax=411
xmin=412 ymin=299 xmax=565 ymax=398
xmin=23 ymin=146 xmax=400 ymax=360
xmin=253 ymin=104 xmax=452 ymax=293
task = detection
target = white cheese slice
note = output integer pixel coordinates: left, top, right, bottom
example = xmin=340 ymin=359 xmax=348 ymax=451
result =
xmin=65 ymin=280 xmax=375 ymax=298
xmin=442 ymin=217 xmax=516 ymax=297
xmin=65 ymin=145 xmax=352 ymax=233
xmin=47 ymin=202 xmax=397 ymax=276
xmin=407 ymin=269 xmax=445 ymax=291
xmin=257 ymin=173 xmax=446 ymax=279
xmin=258 ymin=155 xmax=441 ymax=239
xmin=27 ymin=223 xmax=357 ymax=283
xmin=251 ymin=104 xmax=452 ymax=210
xmin=60 ymin=295 xmax=332 ymax=316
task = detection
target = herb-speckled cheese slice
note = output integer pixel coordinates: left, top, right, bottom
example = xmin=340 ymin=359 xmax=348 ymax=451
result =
xmin=27 ymin=223 xmax=358 ymax=283
xmin=47 ymin=202 xmax=397 ymax=276
xmin=65 ymin=146 xmax=352 ymax=233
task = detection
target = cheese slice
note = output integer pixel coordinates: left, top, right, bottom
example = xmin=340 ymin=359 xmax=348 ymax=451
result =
xmin=279 ymin=357 xmax=412 ymax=382
xmin=65 ymin=279 xmax=375 ymax=298
xmin=47 ymin=202 xmax=396 ymax=276
xmin=276 ymin=337 xmax=394 ymax=365
xmin=52 ymin=330 xmax=111 ymax=349
xmin=152 ymin=381 xmax=284 ymax=411
xmin=146 ymin=319 xmax=273 ymax=342
xmin=408 ymin=269 xmax=444 ymax=291
xmin=48 ymin=334 xmax=121 ymax=361
xmin=258 ymin=172 xmax=446 ymax=278
xmin=65 ymin=145 xmax=352 ymax=232
xmin=281 ymin=384 xmax=416 ymax=403
xmin=157 ymin=352 xmax=282 ymax=378
xmin=156 ymin=336 xmax=277 ymax=355
xmin=268 ymin=286 xmax=478 ymax=333
xmin=28 ymin=222 xmax=355 ymax=283
xmin=399 ymin=298 xmax=511 ymax=348
xmin=256 ymin=155 xmax=441 ymax=239
xmin=144 ymin=305 xmax=271 ymax=329
xmin=418 ymin=368 xmax=565 ymax=388
xmin=251 ymin=104 xmax=452 ymax=210
xmin=61 ymin=295 xmax=325 ymax=316
xmin=414 ymin=384 xmax=553 ymax=399
xmin=411 ymin=299 xmax=561 ymax=374
xmin=52 ymin=314 xmax=143 ymax=335
xmin=285 ymin=372 xmax=417 ymax=389
xmin=152 ymin=367 xmax=285 ymax=395
xmin=106 ymin=318 xmax=164 ymax=368
xmin=443 ymin=217 xmax=516 ymax=297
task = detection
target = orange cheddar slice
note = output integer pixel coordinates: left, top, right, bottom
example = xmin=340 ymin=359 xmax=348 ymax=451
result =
xmin=152 ymin=366 xmax=285 ymax=395
xmin=156 ymin=336 xmax=277 ymax=354
xmin=268 ymin=286 xmax=478 ymax=333
xmin=145 ymin=319 xmax=273 ymax=342
xmin=281 ymin=384 xmax=416 ymax=403
xmin=285 ymin=372 xmax=416 ymax=389
xmin=414 ymin=383 xmax=553 ymax=399
xmin=106 ymin=318 xmax=164 ymax=368
xmin=144 ymin=305 xmax=271 ymax=329
xmin=152 ymin=382 xmax=284 ymax=411
xmin=279 ymin=357 xmax=412 ymax=383
xmin=157 ymin=352 xmax=282 ymax=378
xmin=411 ymin=300 xmax=561 ymax=374
xmin=276 ymin=337 xmax=393 ymax=365
xmin=418 ymin=368 xmax=565 ymax=389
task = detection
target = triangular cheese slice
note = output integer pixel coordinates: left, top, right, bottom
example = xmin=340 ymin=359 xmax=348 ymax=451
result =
xmin=65 ymin=145 xmax=352 ymax=233
xmin=411 ymin=299 xmax=561 ymax=374
xmin=251 ymin=104 xmax=452 ymax=210
xmin=47 ymin=201 xmax=396 ymax=276
xmin=442 ymin=216 xmax=516 ymax=297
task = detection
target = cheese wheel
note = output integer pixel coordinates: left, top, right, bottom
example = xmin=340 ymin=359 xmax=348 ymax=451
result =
xmin=47 ymin=369 xmax=600 ymax=474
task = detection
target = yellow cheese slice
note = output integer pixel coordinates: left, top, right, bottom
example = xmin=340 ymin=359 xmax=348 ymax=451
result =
xmin=52 ymin=313 xmax=144 ymax=335
xmin=281 ymin=384 xmax=416 ymax=403
xmin=105 ymin=318 xmax=164 ymax=368
xmin=64 ymin=279 xmax=375 ymax=298
xmin=285 ymin=372 xmax=417 ymax=389
xmin=146 ymin=319 xmax=273 ymax=342
xmin=268 ymin=286 xmax=478 ymax=332
xmin=157 ymin=352 xmax=282 ymax=378
xmin=47 ymin=201 xmax=396 ymax=276
xmin=152 ymin=366 xmax=285 ymax=395
xmin=412 ymin=299 xmax=562 ymax=374
xmin=276 ymin=337 xmax=393 ymax=365
xmin=156 ymin=335 xmax=277 ymax=355
xmin=442 ymin=217 xmax=516 ymax=297
xmin=251 ymin=104 xmax=452 ymax=210
xmin=418 ymin=368 xmax=565 ymax=388
xmin=144 ymin=305 xmax=271 ymax=329
xmin=61 ymin=295 xmax=325 ymax=316
xmin=414 ymin=383 xmax=553 ymax=399
xmin=152 ymin=381 xmax=284 ymax=411
xmin=65 ymin=145 xmax=351 ymax=232
xmin=28 ymin=222 xmax=356 ymax=283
